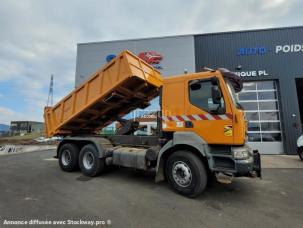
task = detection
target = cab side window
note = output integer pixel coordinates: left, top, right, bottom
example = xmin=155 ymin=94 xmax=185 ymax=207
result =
xmin=189 ymin=79 xmax=225 ymax=113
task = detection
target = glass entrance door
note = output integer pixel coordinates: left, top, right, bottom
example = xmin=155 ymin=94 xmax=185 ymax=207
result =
xmin=238 ymin=81 xmax=283 ymax=154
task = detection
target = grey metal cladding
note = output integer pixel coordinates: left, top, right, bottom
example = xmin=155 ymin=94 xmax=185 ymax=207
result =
xmin=194 ymin=26 xmax=303 ymax=154
xmin=75 ymin=35 xmax=196 ymax=86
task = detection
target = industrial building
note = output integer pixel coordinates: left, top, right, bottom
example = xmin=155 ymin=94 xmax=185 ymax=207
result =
xmin=10 ymin=121 xmax=44 ymax=135
xmin=75 ymin=26 xmax=303 ymax=155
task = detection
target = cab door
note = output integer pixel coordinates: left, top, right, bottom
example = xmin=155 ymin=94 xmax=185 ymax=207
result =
xmin=185 ymin=74 xmax=234 ymax=145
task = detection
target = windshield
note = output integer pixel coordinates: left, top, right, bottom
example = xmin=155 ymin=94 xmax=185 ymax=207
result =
xmin=225 ymin=79 xmax=242 ymax=109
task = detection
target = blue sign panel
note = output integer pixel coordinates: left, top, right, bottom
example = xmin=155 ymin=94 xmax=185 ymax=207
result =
xmin=237 ymin=47 xmax=271 ymax=56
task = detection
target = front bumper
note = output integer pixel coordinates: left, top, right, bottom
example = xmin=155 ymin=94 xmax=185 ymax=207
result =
xmin=210 ymin=147 xmax=262 ymax=178
xmin=234 ymin=150 xmax=261 ymax=177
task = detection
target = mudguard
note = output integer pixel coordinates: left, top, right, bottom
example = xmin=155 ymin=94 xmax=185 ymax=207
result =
xmin=155 ymin=132 xmax=211 ymax=182
xmin=56 ymin=137 xmax=112 ymax=158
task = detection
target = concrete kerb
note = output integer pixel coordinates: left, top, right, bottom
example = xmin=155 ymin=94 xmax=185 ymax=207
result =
xmin=0 ymin=145 xmax=57 ymax=156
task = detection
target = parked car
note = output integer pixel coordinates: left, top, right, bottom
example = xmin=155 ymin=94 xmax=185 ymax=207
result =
xmin=297 ymin=135 xmax=303 ymax=160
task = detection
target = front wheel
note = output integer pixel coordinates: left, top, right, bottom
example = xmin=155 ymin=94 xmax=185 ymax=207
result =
xmin=165 ymin=151 xmax=207 ymax=198
xmin=79 ymin=144 xmax=105 ymax=177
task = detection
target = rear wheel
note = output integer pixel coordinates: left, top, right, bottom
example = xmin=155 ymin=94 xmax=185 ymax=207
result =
xmin=58 ymin=143 xmax=79 ymax=172
xmin=165 ymin=151 xmax=207 ymax=198
xmin=79 ymin=144 xmax=105 ymax=177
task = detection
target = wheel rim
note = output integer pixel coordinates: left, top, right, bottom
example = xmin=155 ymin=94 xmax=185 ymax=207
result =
xmin=61 ymin=150 xmax=71 ymax=166
xmin=172 ymin=161 xmax=192 ymax=187
xmin=83 ymin=151 xmax=94 ymax=170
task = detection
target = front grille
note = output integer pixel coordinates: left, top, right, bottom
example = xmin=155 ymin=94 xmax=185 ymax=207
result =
xmin=213 ymin=156 xmax=235 ymax=170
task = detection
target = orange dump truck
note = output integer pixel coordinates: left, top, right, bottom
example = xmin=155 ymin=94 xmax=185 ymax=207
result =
xmin=44 ymin=50 xmax=261 ymax=197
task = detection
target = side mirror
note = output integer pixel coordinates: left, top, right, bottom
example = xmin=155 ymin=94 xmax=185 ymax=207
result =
xmin=211 ymin=86 xmax=222 ymax=104
xmin=211 ymin=77 xmax=219 ymax=86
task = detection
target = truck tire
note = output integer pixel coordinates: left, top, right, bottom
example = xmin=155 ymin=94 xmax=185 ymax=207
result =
xmin=79 ymin=144 xmax=105 ymax=177
xmin=298 ymin=147 xmax=303 ymax=161
xmin=58 ymin=143 xmax=79 ymax=172
xmin=165 ymin=151 xmax=207 ymax=198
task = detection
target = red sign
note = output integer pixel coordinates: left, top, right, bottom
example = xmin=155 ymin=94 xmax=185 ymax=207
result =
xmin=138 ymin=51 xmax=163 ymax=65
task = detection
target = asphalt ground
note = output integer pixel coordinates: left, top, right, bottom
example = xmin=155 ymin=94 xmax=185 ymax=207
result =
xmin=0 ymin=150 xmax=302 ymax=228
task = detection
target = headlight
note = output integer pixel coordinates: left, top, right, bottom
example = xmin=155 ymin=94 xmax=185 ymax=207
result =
xmin=233 ymin=150 xmax=249 ymax=159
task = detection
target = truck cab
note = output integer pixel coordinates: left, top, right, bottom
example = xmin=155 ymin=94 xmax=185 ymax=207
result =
xmin=162 ymin=69 xmax=245 ymax=145
xmin=154 ymin=69 xmax=261 ymax=193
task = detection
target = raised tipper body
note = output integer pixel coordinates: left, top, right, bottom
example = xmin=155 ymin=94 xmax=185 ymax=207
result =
xmin=44 ymin=50 xmax=163 ymax=137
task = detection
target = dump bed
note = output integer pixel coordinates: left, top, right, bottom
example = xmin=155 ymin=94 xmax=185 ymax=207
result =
xmin=44 ymin=50 xmax=163 ymax=137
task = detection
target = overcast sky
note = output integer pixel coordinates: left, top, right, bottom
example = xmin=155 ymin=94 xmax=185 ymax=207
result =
xmin=0 ymin=0 xmax=302 ymax=125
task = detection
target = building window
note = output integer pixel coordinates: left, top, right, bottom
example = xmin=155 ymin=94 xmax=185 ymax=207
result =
xmin=238 ymin=92 xmax=257 ymax=100
xmin=238 ymin=81 xmax=282 ymax=142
